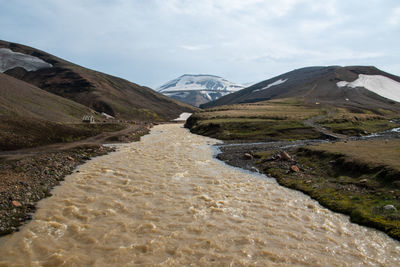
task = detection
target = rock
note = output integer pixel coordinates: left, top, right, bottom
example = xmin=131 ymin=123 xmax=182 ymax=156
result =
xmin=272 ymin=154 xmax=282 ymax=161
xmin=19 ymin=181 xmax=28 ymax=187
xmin=250 ymin=167 xmax=259 ymax=173
xmin=281 ymin=151 xmax=292 ymax=161
xmin=67 ymin=156 xmax=74 ymax=161
xmin=244 ymin=153 xmax=253 ymax=160
xmin=305 ymin=180 xmax=312 ymax=184
xmin=290 ymin=165 xmax=300 ymax=172
xmin=11 ymin=200 xmax=22 ymax=207
xmin=360 ymin=179 xmax=368 ymax=183
xmin=383 ymin=205 xmax=397 ymax=212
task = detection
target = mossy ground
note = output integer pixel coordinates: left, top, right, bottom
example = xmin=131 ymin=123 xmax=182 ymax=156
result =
xmin=186 ymin=98 xmax=400 ymax=141
xmin=190 ymin=118 xmax=320 ymax=141
xmin=320 ymin=117 xmax=399 ymax=135
xmin=254 ymin=140 xmax=400 ymax=240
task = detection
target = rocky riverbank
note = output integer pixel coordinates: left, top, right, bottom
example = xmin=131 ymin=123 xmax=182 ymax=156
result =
xmin=0 ymin=124 xmax=151 ymax=236
xmin=0 ymin=145 xmax=115 ymax=236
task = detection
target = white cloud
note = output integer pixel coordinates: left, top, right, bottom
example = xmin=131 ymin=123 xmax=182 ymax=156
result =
xmin=0 ymin=0 xmax=399 ymax=87
xmin=298 ymin=18 xmax=345 ymax=33
xmin=388 ymin=7 xmax=400 ymax=25
xmin=179 ymin=45 xmax=212 ymax=51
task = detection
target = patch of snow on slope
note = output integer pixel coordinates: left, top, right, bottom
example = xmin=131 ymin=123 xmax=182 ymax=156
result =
xmin=173 ymin=113 xmax=192 ymax=121
xmin=253 ymin=79 xmax=288 ymax=92
xmin=0 ymin=48 xmax=53 ymax=72
xmin=200 ymin=91 xmax=212 ymax=100
xmin=337 ymin=74 xmax=400 ymax=102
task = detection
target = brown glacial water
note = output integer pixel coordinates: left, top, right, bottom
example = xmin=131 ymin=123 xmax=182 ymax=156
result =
xmin=0 ymin=124 xmax=399 ymax=266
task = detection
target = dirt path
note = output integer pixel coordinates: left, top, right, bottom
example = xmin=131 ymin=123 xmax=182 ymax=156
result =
xmin=0 ymin=124 xmax=148 ymax=160
xmin=303 ymin=109 xmax=347 ymax=140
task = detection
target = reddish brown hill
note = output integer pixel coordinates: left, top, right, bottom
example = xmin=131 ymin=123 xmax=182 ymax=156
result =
xmin=0 ymin=40 xmax=197 ymax=121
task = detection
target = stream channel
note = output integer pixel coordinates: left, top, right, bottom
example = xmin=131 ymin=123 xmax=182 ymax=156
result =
xmin=0 ymin=124 xmax=399 ymax=266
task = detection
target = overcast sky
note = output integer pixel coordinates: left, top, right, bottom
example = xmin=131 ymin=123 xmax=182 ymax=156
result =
xmin=1 ymin=0 xmax=399 ymax=88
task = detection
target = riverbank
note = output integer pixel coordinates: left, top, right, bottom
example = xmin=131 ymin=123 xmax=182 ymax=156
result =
xmin=215 ymin=138 xmax=400 ymax=240
xmin=0 ymin=124 xmax=150 ymax=236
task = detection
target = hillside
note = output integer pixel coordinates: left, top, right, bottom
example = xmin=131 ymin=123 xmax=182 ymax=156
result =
xmin=0 ymin=73 xmax=132 ymax=150
xmin=0 ymin=73 xmax=96 ymax=122
xmin=202 ymin=66 xmax=400 ymax=113
xmin=0 ymin=40 xmax=197 ymax=121
xmin=157 ymin=74 xmax=244 ymax=107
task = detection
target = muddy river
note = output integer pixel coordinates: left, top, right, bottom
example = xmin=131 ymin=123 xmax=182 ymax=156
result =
xmin=0 ymin=124 xmax=399 ymax=266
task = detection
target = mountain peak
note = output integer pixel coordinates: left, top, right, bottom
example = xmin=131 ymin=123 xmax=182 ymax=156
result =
xmin=157 ymin=74 xmax=245 ymax=107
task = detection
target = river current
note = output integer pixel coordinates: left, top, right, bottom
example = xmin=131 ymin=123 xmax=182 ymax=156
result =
xmin=0 ymin=124 xmax=399 ymax=266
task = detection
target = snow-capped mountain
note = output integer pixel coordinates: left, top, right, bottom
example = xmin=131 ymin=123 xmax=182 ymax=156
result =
xmin=157 ymin=74 xmax=245 ymax=107
xmin=202 ymin=66 xmax=400 ymax=113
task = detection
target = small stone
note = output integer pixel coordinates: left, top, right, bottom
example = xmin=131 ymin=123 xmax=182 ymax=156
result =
xmin=360 ymin=179 xmax=368 ymax=183
xmin=290 ymin=165 xmax=300 ymax=172
xmin=67 ymin=156 xmax=74 ymax=161
xmin=11 ymin=200 xmax=22 ymax=207
xmin=250 ymin=167 xmax=259 ymax=173
xmin=19 ymin=181 xmax=28 ymax=187
xmin=244 ymin=153 xmax=253 ymax=160
xmin=305 ymin=180 xmax=312 ymax=184
xmin=383 ymin=205 xmax=397 ymax=212
xmin=273 ymin=154 xmax=282 ymax=161
xmin=281 ymin=151 xmax=292 ymax=161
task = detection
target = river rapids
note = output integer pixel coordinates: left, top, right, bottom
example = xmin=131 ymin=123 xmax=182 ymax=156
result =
xmin=0 ymin=124 xmax=398 ymax=266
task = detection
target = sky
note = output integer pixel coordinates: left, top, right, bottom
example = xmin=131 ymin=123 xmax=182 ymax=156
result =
xmin=1 ymin=0 xmax=399 ymax=88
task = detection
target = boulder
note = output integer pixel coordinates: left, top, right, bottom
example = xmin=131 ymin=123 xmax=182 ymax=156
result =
xmin=244 ymin=153 xmax=253 ymax=160
xmin=11 ymin=200 xmax=22 ymax=207
xmin=281 ymin=151 xmax=292 ymax=161
xmin=290 ymin=165 xmax=300 ymax=172
xmin=383 ymin=205 xmax=397 ymax=212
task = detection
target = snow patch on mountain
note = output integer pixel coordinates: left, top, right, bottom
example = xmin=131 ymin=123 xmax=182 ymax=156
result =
xmin=0 ymin=48 xmax=53 ymax=73
xmin=253 ymin=78 xmax=288 ymax=93
xmin=337 ymin=74 xmax=400 ymax=102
